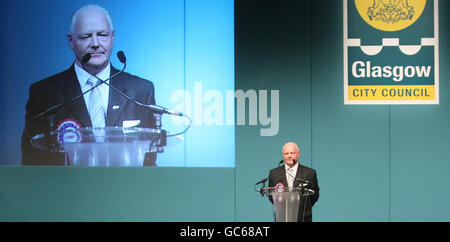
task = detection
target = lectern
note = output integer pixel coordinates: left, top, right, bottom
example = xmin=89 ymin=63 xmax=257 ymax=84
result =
xmin=261 ymin=186 xmax=315 ymax=222
xmin=30 ymin=127 xmax=168 ymax=166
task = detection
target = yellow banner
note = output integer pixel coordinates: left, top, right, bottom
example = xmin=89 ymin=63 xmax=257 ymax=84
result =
xmin=348 ymin=85 xmax=435 ymax=101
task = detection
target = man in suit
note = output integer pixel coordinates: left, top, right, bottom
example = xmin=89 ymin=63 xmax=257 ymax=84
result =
xmin=268 ymin=142 xmax=320 ymax=222
xmin=21 ymin=4 xmax=157 ymax=166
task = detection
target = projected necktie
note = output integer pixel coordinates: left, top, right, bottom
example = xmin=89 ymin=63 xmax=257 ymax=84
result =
xmin=86 ymin=77 xmax=106 ymax=141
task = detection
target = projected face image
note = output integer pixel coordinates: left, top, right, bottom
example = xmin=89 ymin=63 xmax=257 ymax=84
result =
xmin=68 ymin=8 xmax=114 ymax=73
xmin=5 ymin=1 xmax=235 ymax=167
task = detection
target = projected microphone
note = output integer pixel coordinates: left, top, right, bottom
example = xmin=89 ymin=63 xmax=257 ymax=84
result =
xmin=32 ymin=52 xmax=126 ymax=120
xmin=81 ymin=51 xmax=126 ymax=79
xmin=82 ymin=52 xmax=92 ymax=64
xmin=86 ymin=51 xmax=184 ymax=117
xmin=117 ymin=50 xmax=126 ymax=63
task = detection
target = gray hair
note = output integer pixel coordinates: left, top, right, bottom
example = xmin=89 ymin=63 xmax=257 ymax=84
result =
xmin=69 ymin=4 xmax=114 ymax=33
xmin=282 ymin=142 xmax=300 ymax=153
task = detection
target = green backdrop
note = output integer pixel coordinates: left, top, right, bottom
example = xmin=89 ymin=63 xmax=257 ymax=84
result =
xmin=1 ymin=0 xmax=449 ymax=221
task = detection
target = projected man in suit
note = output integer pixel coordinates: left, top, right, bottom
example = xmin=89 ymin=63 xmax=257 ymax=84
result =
xmin=268 ymin=142 xmax=320 ymax=222
xmin=21 ymin=4 xmax=157 ymax=166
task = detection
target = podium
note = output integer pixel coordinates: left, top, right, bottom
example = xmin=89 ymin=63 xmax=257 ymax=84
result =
xmin=261 ymin=186 xmax=315 ymax=222
xmin=30 ymin=126 xmax=172 ymax=166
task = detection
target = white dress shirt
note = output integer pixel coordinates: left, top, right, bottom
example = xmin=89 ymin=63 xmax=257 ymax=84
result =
xmin=285 ymin=162 xmax=299 ymax=187
xmin=74 ymin=62 xmax=111 ymax=118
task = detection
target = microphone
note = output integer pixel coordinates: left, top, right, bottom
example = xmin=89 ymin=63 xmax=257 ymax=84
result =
xmin=86 ymin=51 xmax=184 ymax=117
xmin=278 ymin=160 xmax=284 ymax=166
xmin=32 ymin=52 xmax=126 ymax=121
xmin=117 ymin=50 xmax=126 ymax=63
xmin=82 ymin=53 xmax=92 ymax=64
xmin=294 ymin=177 xmax=311 ymax=185
xmin=142 ymin=104 xmax=184 ymax=116
xmin=254 ymin=177 xmax=268 ymax=196
xmin=255 ymin=177 xmax=268 ymax=186
xmin=286 ymin=159 xmax=311 ymax=186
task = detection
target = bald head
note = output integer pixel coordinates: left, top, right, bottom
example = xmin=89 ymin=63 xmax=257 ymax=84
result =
xmin=70 ymin=5 xmax=113 ymax=34
xmin=67 ymin=4 xmax=115 ymax=74
xmin=282 ymin=142 xmax=300 ymax=167
xmin=282 ymin=142 xmax=299 ymax=153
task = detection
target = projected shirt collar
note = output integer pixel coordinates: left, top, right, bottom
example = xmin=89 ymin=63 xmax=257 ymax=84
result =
xmin=74 ymin=62 xmax=111 ymax=115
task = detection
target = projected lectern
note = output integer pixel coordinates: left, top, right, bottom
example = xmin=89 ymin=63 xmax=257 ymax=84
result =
xmin=30 ymin=126 xmax=176 ymax=166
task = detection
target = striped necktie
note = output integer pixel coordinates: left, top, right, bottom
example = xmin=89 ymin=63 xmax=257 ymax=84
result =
xmin=86 ymin=77 xmax=106 ymax=141
xmin=287 ymin=168 xmax=294 ymax=187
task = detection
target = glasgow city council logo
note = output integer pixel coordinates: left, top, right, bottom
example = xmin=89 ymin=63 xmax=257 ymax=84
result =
xmin=344 ymin=0 xmax=439 ymax=104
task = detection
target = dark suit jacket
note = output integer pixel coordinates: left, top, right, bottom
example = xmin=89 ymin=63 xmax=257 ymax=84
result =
xmin=21 ymin=64 xmax=157 ymax=166
xmin=268 ymin=163 xmax=320 ymax=222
